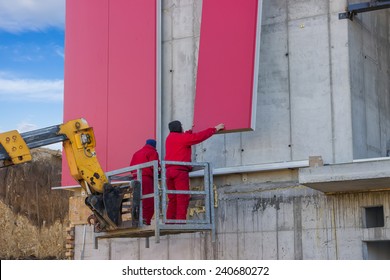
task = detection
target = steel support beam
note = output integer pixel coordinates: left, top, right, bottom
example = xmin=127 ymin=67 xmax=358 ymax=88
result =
xmin=339 ymin=1 xmax=390 ymax=20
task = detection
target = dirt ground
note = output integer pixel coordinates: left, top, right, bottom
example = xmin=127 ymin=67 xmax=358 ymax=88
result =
xmin=0 ymin=148 xmax=71 ymax=259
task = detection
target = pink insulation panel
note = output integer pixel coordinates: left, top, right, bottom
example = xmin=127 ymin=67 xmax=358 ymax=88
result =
xmin=194 ymin=0 xmax=260 ymax=133
xmin=106 ymin=0 xmax=157 ymax=171
xmin=62 ymin=0 xmax=157 ymax=186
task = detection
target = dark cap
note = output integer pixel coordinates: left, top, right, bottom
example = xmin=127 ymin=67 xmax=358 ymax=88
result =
xmin=168 ymin=120 xmax=182 ymax=132
xmin=146 ymin=139 xmax=156 ymax=148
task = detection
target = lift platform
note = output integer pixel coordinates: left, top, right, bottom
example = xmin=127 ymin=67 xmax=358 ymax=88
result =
xmin=91 ymin=160 xmax=216 ymax=248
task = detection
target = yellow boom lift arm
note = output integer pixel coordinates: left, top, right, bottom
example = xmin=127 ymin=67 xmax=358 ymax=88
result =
xmin=0 ymin=118 xmax=140 ymax=231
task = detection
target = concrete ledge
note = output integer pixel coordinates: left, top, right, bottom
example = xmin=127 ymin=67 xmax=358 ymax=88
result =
xmin=190 ymin=160 xmax=309 ymax=177
xmin=299 ymin=158 xmax=390 ymax=194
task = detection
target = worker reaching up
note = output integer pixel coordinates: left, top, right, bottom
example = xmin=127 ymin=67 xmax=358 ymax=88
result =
xmin=165 ymin=120 xmax=225 ymax=221
xmin=130 ymin=139 xmax=160 ymax=225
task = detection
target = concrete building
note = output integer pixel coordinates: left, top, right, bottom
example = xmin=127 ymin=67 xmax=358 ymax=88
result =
xmin=69 ymin=0 xmax=390 ymax=260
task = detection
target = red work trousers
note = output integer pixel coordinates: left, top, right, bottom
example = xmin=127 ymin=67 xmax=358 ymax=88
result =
xmin=140 ymin=175 xmax=154 ymax=225
xmin=166 ymin=168 xmax=190 ymax=221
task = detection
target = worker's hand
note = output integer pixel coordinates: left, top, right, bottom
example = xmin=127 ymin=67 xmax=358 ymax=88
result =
xmin=215 ymin=123 xmax=225 ymax=131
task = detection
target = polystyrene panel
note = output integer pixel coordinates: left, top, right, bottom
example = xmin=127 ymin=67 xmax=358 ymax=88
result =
xmin=62 ymin=0 xmax=109 ymax=186
xmin=63 ymin=0 xmax=157 ymax=185
xmin=107 ymin=0 xmax=157 ymax=171
xmin=194 ymin=0 xmax=261 ymax=133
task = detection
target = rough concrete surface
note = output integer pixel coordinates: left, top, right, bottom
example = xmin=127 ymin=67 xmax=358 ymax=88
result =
xmin=0 ymin=148 xmax=70 ymax=259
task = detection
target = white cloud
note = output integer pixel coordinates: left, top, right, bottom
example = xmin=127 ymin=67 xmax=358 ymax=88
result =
xmin=0 ymin=74 xmax=63 ymax=102
xmin=17 ymin=121 xmax=38 ymax=133
xmin=54 ymin=45 xmax=64 ymax=58
xmin=0 ymin=0 xmax=65 ymax=33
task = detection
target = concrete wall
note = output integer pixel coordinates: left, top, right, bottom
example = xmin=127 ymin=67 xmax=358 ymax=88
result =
xmin=74 ymin=172 xmax=390 ymax=260
xmin=73 ymin=0 xmax=390 ymax=260
xmin=350 ymin=8 xmax=390 ymax=159
xmin=162 ymin=0 xmax=356 ymax=167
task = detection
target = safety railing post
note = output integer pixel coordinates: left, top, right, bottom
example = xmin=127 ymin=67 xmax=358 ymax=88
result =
xmin=208 ymin=163 xmax=216 ymax=242
xmin=154 ymin=160 xmax=161 ymax=243
xmin=204 ymin=162 xmax=211 ymax=224
xmin=137 ymin=168 xmax=143 ymax=226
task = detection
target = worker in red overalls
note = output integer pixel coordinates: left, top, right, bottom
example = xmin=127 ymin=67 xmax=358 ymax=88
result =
xmin=164 ymin=120 xmax=225 ymax=221
xmin=130 ymin=139 xmax=160 ymax=225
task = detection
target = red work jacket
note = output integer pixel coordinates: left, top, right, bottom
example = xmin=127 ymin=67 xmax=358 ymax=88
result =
xmin=164 ymin=127 xmax=217 ymax=171
xmin=130 ymin=144 xmax=160 ymax=178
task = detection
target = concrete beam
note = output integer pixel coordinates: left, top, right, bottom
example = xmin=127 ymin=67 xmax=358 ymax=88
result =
xmin=299 ymin=158 xmax=390 ymax=193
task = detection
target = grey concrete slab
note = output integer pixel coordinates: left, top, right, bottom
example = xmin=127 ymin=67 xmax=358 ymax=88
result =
xmin=349 ymin=20 xmax=368 ymax=159
xmin=237 ymin=198 xmax=264 ymax=233
xmin=171 ymin=38 xmax=196 ymax=125
xmin=224 ymin=133 xmax=243 ymax=167
xmin=167 ymin=233 xmax=202 ymax=259
xmin=216 ymin=232 xmax=238 ymax=259
xmin=195 ymin=133 xmax=226 ymax=169
xmin=140 ymin=235 xmax=170 ymax=259
xmin=259 ymin=203 xmax=278 ymax=232
xmin=216 ymin=199 xmax=239 ymax=234
xmin=162 ymin=0 xmax=173 ymax=10
xmin=198 ymin=231 xmax=216 ymax=259
xmin=110 ymin=238 xmax=140 ymax=260
xmin=172 ymin=0 xmax=194 ymax=7
xmin=331 ymin=195 xmax=362 ymax=229
xmin=287 ymin=0 xmax=328 ymax=21
xmin=261 ymin=231 xmax=278 ymax=259
xmin=301 ymin=228 xmax=332 ymax=259
xmin=74 ymin=225 xmax=110 ymax=260
xmin=247 ymin=21 xmax=291 ymax=164
xmin=237 ymin=232 xmax=262 ymax=259
xmin=362 ymin=227 xmax=390 ymax=241
xmin=288 ymin=15 xmax=333 ymax=163
xmin=364 ymin=60 xmax=381 ymax=157
xmin=361 ymin=227 xmax=390 ymax=241
xmin=335 ymin=228 xmax=364 ymax=260
xmin=262 ymin=0 xmax=287 ymax=25
xmin=300 ymin=196 xmax=328 ymax=230
xmin=349 ymin=10 xmax=390 ymax=160
xmin=172 ymin=2 xmax=196 ymax=39
xmin=299 ymin=159 xmax=390 ymax=193
xmin=329 ymin=0 xmax=348 ymax=13
xmin=162 ymin=5 xmax=173 ymax=42
xmin=162 ymin=41 xmax=173 ymax=126
xmin=329 ymin=13 xmax=353 ymax=163
xmin=277 ymin=230 xmax=295 ymax=259
xmin=277 ymin=201 xmax=295 ymax=230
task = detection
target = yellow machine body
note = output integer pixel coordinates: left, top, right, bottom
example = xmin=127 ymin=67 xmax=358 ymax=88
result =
xmin=59 ymin=118 xmax=108 ymax=194
xmin=0 ymin=130 xmax=32 ymax=166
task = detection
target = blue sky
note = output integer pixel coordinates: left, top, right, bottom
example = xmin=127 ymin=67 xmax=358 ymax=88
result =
xmin=0 ymin=0 xmax=65 ymax=149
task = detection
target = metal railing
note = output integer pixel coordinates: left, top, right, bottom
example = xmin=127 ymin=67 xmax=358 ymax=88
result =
xmin=100 ymin=160 xmax=215 ymax=244
xmin=105 ymin=160 xmax=160 ymax=228
xmin=157 ymin=160 xmax=215 ymax=243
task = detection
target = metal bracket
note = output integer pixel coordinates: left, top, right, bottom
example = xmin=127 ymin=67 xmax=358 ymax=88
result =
xmin=339 ymin=1 xmax=390 ymax=21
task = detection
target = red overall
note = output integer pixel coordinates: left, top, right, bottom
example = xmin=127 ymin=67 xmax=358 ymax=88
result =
xmin=165 ymin=127 xmax=216 ymax=220
xmin=130 ymin=144 xmax=160 ymax=225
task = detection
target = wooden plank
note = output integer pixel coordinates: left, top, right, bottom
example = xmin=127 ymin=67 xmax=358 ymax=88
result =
xmin=69 ymin=196 xmax=92 ymax=225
